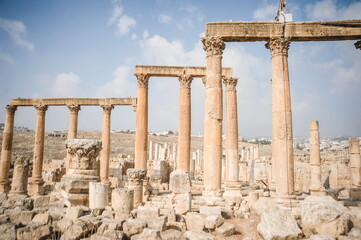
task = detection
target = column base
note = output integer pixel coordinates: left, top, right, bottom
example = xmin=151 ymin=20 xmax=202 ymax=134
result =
xmin=202 ymin=190 xmax=224 ymax=206
xmin=223 ymin=187 xmax=242 ymax=205
xmin=0 ymin=180 xmax=11 ymax=194
xmin=28 ymin=178 xmax=44 ymax=196
xmin=269 ymin=182 xmax=276 ymax=197
xmin=310 ymin=187 xmax=327 ymax=196
xmin=350 ymin=187 xmax=361 ymax=201
xmin=274 ymin=194 xmax=299 ymax=208
xmin=100 ymin=178 xmax=110 ymax=186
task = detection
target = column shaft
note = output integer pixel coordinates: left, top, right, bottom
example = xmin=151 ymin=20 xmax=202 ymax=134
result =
xmin=0 ymin=105 xmax=17 ymax=193
xmin=66 ymin=104 xmax=80 ymax=173
xmin=266 ymin=38 xmax=295 ymax=199
xmin=349 ymin=138 xmax=361 ymax=187
xmin=177 ymin=74 xmax=193 ymax=171
xmin=134 ymin=74 xmax=149 ymax=169
xmin=201 ymin=36 xmax=225 ymax=196
xmin=100 ymin=105 xmax=113 ymax=184
xmin=309 ymin=120 xmax=325 ymax=195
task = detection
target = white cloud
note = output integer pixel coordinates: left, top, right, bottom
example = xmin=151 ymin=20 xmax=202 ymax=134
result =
xmin=108 ymin=5 xmax=123 ymax=25
xmin=97 ymin=66 xmax=135 ymax=97
xmin=0 ymin=17 xmax=34 ymax=51
xmin=131 ymin=33 xmax=137 ymax=40
xmin=306 ymin=0 xmax=361 ymax=20
xmin=50 ymin=72 xmax=82 ymax=97
xmin=142 ymin=29 xmax=149 ymax=39
xmin=177 ymin=3 xmax=204 ymax=29
xmin=116 ymin=15 xmax=136 ymax=36
xmin=158 ymin=13 xmax=172 ymax=24
xmin=252 ymin=3 xmax=278 ymax=20
xmin=0 ymin=49 xmax=15 ymax=64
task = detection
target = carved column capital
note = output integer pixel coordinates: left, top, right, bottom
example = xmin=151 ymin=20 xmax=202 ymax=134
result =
xmin=201 ymin=36 xmax=225 ymax=56
xmin=67 ymin=104 xmax=81 ymax=113
xmin=202 ymin=76 xmax=207 ymax=86
xmin=223 ymin=77 xmax=238 ymax=91
xmin=100 ymin=104 xmax=114 ymax=114
xmin=135 ymin=73 xmax=150 ymax=88
xmin=178 ymin=73 xmax=193 ymax=88
xmin=355 ymin=40 xmax=361 ymax=50
xmin=34 ymin=105 xmax=48 ymax=113
xmin=5 ymin=105 xmax=17 ymax=115
xmin=265 ymin=37 xmax=291 ymax=57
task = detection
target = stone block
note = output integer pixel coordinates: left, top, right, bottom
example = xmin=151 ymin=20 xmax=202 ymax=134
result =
xmin=350 ymin=188 xmax=361 ymax=201
xmin=309 ymin=235 xmax=336 ymax=240
xmin=0 ymin=214 xmax=9 ymax=224
xmin=55 ymin=217 xmax=73 ymax=232
xmin=16 ymin=223 xmax=52 ymax=240
xmin=183 ymin=230 xmax=215 ymax=240
xmin=173 ymin=192 xmax=191 ymax=215
xmin=33 ymin=195 xmax=50 ymax=209
xmin=123 ymin=219 xmax=147 ymax=237
xmin=32 ymin=212 xmax=52 ymax=224
xmin=170 ymin=170 xmax=191 ymax=194
xmin=131 ymin=228 xmax=161 ymax=240
xmin=160 ymin=229 xmax=183 ymax=240
xmin=166 ymin=221 xmax=187 ymax=232
xmin=199 ymin=206 xmax=221 ymax=216
xmin=90 ymin=233 xmax=118 ymax=240
xmin=0 ymin=223 xmax=16 ymax=240
xmin=204 ymin=214 xmax=224 ymax=229
xmin=160 ymin=208 xmax=176 ymax=222
xmin=8 ymin=210 xmax=35 ymax=224
xmin=185 ymin=212 xmax=204 ymax=231
xmin=65 ymin=206 xmax=84 ymax=220
xmin=215 ymin=222 xmax=235 ymax=236
xmin=137 ymin=206 xmax=159 ymax=221
xmin=147 ymin=216 xmax=167 ymax=231
xmin=103 ymin=230 xmax=124 ymax=239
xmin=253 ymin=197 xmax=302 ymax=240
xmin=301 ymin=196 xmax=350 ymax=239
xmin=89 ymin=182 xmax=109 ymax=209
xmin=112 ymin=188 xmax=134 ymax=212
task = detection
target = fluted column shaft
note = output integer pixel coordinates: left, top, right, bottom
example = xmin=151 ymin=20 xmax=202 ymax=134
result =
xmin=66 ymin=104 xmax=80 ymax=173
xmin=134 ymin=74 xmax=149 ymax=169
xmin=0 ymin=105 xmax=17 ymax=193
xmin=201 ymin=36 xmax=225 ymax=196
xmin=100 ymin=104 xmax=114 ymax=184
xmin=349 ymin=138 xmax=361 ymax=187
xmin=177 ymin=74 xmax=193 ymax=171
xmin=266 ymin=37 xmax=295 ymax=199
xmin=309 ymin=120 xmax=325 ymax=195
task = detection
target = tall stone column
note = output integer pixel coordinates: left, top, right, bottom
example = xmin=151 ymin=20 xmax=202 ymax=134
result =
xmin=134 ymin=73 xmax=149 ymax=169
xmin=66 ymin=104 xmax=81 ymax=173
xmin=177 ymin=73 xmax=193 ymax=171
xmin=28 ymin=104 xmax=48 ymax=196
xmin=266 ymin=37 xmax=295 ymax=201
xmin=309 ymin=120 xmax=326 ymax=196
xmin=201 ymin=36 xmax=225 ymax=197
xmin=223 ymin=77 xmax=242 ymax=204
xmin=100 ymin=104 xmax=114 ymax=184
xmin=0 ymin=105 xmax=17 ymax=193
xmin=349 ymin=138 xmax=361 ymax=187
xmin=10 ymin=155 xmax=29 ymax=195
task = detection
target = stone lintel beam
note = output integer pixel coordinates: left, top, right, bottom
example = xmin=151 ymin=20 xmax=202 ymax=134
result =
xmin=135 ymin=65 xmax=233 ymax=78
xmin=10 ymin=97 xmax=137 ymax=106
xmin=205 ymin=20 xmax=361 ymax=42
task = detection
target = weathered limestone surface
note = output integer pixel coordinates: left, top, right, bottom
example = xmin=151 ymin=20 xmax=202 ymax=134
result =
xmin=169 ymin=169 xmax=191 ymax=194
xmin=89 ymin=182 xmax=109 ymax=209
xmin=127 ymin=168 xmax=147 ymax=208
xmin=112 ymin=188 xmax=134 ymax=212
xmin=9 ymin=155 xmax=29 ymax=195
xmin=253 ymin=197 xmax=302 ymax=240
xmin=10 ymin=97 xmax=136 ymax=106
xmin=100 ymin=104 xmax=114 ymax=184
xmin=349 ymin=138 xmax=361 ymax=201
xmin=301 ymin=196 xmax=350 ymax=238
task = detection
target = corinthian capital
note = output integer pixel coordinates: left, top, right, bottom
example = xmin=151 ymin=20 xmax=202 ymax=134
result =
xmin=34 ymin=105 xmax=48 ymax=113
xmin=178 ymin=73 xmax=193 ymax=88
xmin=5 ymin=105 xmax=17 ymax=115
xmin=355 ymin=40 xmax=361 ymax=50
xmin=201 ymin=36 xmax=225 ymax=56
xmin=135 ymin=73 xmax=150 ymax=88
xmin=265 ymin=37 xmax=291 ymax=56
xmin=223 ymin=77 xmax=238 ymax=90
xmin=100 ymin=104 xmax=114 ymax=113
xmin=67 ymin=104 xmax=81 ymax=113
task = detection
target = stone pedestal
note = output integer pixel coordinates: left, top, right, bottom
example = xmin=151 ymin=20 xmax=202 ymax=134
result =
xmin=28 ymin=105 xmax=48 ymax=196
xmin=127 ymin=168 xmax=147 ymax=208
xmin=60 ymin=139 xmax=102 ymax=206
xmin=201 ymin=36 xmax=225 ymax=197
xmin=9 ymin=155 xmax=29 ymax=195
xmin=309 ymin=121 xmax=326 ymax=196
xmin=89 ymin=182 xmax=109 ymax=209
xmin=0 ymin=105 xmax=17 ymax=193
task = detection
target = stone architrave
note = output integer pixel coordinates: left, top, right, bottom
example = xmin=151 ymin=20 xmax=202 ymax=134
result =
xmin=127 ymin=168 xmax=147 ymax=208
xmin=134 ymin=73 xmax=150 ymax=169
xmin=349 ymin=138 xmax=361 ymax=201
xmin=177 ymin=73 xmax=193 ymax=171
xmin=100 ymin=104 xmax=114 ymax=184
xmin=60 ymin=139 xmax=102 ymax=206
xmin=266 ymin=37 xmax=295 ymax=201
xmin=28 ymin=104 xmax=48 ymax=196
xmin=0 ymin=105 xmax=17 ymax=193
xmin=65 ymin=104 xmax=81 ymax=173
xmin=223 ymin=76 xmax=242 ymax=205
xmin=309 ymin=120 xmax=326 ymax=196
xmin=9 ymin=155 xmax=29 ymax=195
xmin=201 ymin=36 xmax=225 ymax=197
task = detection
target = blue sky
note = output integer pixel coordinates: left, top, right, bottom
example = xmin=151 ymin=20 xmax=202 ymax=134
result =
xmin=0 ymin=0 xmax=360 ymax=138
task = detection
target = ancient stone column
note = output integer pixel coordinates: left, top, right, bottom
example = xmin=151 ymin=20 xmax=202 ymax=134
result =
xmin=201 ymin=36 xmax=225 ymax=197
xmin=266 ymin=37 xmax=295 ymax=201
xmin=28 ymin=104 xmax=48 ymax=196
xmin=89 ymin=182 xmax=109 ymax=209
xmin=10 ymin=155 xmax=29 ymax=195
xmin=309 ymin=120 xmax=326 ymax=196
xmin=349 ymin=138 xmax=361 ymax=187
xmin=0 ymin=105 xmax=17 ymax=193
xmin=65 ymin=104 xmax=81 ymax=173
xmin=355 ymin=40 xmax=361 ymax=50
xmin=127 ymin=168 xmax=147 ymax=208
xmin=100 ymin=104 xmax=114 ymax=184
xmin=223 ymin=77 xmax=242 ymax=204
xmin=177 ymin=73 xmax=193 ymax=171
xmin=134 ymin=73 xmax=149 ymax=169
xmin=149 ymin=141 xmax=153 ymax=161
